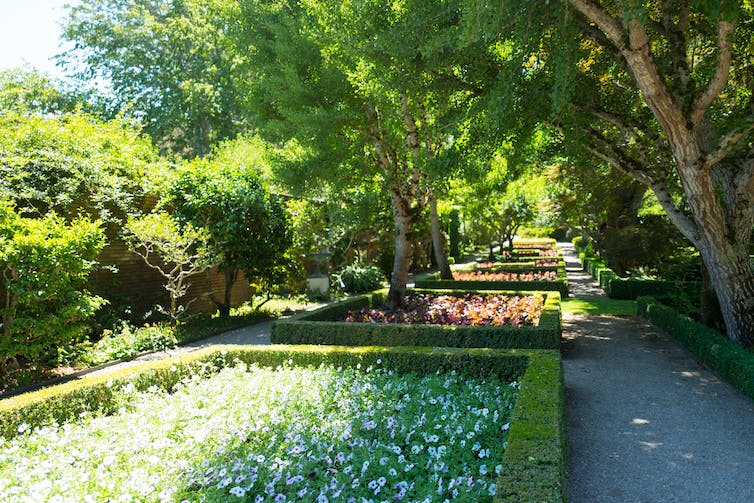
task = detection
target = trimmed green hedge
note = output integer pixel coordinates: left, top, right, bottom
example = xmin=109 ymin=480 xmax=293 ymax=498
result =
xmin=495 ymin=350 xmax=566 ymax=502
xmin=581 ymin=255 xmax=702 ymax=301
xmin=271 ymin=289 xmax=562 ymax=349
xmin=416 ymin=274 xmax=568 ymax=298
xmin=0 ymin=345 xmax=566 ymax=502
xmin=637 ymin=297 xmax=754 ymax=401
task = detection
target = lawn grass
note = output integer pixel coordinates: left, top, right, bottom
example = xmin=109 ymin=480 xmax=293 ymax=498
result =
xmin=561 ymin=297 xmax=636 ymax=317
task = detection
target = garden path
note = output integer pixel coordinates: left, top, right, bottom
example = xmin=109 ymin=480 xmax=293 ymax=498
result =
xmin=559 ymin=242 xmax=754 ymax=502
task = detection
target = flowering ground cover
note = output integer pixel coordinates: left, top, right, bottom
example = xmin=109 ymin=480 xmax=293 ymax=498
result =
xmin=0 ymin=362 xmax=517 ymax=502
xmin=454 ymin=271 xmax=558 ymax=282
xmin=344 ymin=292 xmax=544 ymax=327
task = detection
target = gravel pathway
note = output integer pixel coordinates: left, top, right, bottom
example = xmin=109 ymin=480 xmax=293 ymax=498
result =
xmin=559 ymin=242 xmax=754 ymax=502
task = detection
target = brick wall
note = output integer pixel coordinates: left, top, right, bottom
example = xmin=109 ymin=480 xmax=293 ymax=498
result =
xmin=91 ymin=237 xmax=251 ymax=321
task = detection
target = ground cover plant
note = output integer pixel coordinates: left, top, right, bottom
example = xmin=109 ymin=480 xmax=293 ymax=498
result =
xmin=0 ymin=360 xmax=518 ymax=502
xmin=344 ymin=292 xmax=544 ymax=327
xmin=454 ymin=271 xmax=557 ymax=282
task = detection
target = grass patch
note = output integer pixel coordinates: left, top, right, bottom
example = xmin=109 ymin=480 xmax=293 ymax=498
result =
xmin=561 ymin=297 xmax=637 ymax=317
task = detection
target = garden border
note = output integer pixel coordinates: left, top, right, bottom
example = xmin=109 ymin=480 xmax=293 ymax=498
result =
xmin=637 ymin=297 xmax=754 ymax=401
xmin=270 ymin=288 xmax=562 ymax=349
xmin=0 ymin=345 xmax=566 ymax=502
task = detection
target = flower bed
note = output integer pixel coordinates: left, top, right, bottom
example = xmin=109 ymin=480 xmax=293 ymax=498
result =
xmin=0 ymin=346 xmax=565 ymax=502
xmin=271 ymin=289 xmax=562 ymax=349
xmin=0 ymin=361 xmax=517 ymax=502
xmin=344 ymin=292 xmax=543 ymax=327
xmin=454 ymin=271 xmax=557 ymax=282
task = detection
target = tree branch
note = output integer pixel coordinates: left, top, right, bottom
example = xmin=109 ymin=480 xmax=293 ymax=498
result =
xmin=689 ymin=21 xmax=734 ymax=127
xmin=567 ymin=0 xmax=626 ymax=47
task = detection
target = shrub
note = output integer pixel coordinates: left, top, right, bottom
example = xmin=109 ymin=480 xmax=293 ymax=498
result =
xmin=333 ymin=262 xmax=385 ymax=293
xmin=0 ymin=202 xmax=106 ymax=371
xmin=60 ymin=323 xmax=178 ymax=367
xmin=637 ymin=297 xmax=754 ymax=401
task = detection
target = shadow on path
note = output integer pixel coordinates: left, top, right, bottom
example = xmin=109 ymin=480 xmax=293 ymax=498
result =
xmin=558 ymin=242 xmax=754 ymax=502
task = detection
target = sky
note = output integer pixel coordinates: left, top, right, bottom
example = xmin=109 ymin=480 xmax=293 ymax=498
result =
xmin=0 ymin=0 xmax=80 ymax=79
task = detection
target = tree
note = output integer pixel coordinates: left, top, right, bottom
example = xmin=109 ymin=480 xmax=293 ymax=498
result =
xmin=470 ymin=1 xmax=754 ymax=345
xmin=124 ymin=212 xmax=216 ymax=323
xmin=60 ymin=0 xmax=249 ymax=157
xmin=227 ymin=0 xmax=481 ymax=307
xmin=167 ymin=149 xmax=292 ymax=316
xmin=0 ymin=110 xmax=168 ymax=222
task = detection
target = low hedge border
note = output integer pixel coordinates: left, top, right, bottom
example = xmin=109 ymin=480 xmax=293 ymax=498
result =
xmin=415 ymin=274 xmax=569 ymax=298
xmin=637 ymin=297 xmax=754 ymax=401
xmin=0 ymin=345 xmax=566 ymax=502
xmin=271 ymin=289 xmax=562 ymax=349
xmin=580 ymin=254 xmax=702 ymax=301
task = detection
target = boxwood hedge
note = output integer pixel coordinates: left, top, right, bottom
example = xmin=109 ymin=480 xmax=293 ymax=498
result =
xmin=271 ymin=288 xmax=562 ymax=349
xmin=0 ymin=345 xmax=566 ymax=502
xmin=415 ymin=269 xmax=569 ymax=298
xmin=637 ymin=297 xmax=754 ymax=401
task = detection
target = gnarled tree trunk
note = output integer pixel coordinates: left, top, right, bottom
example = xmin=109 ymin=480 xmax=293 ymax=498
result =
xmin=428 ymin=193 xmax=453 ymax=280
xmin=387 ymin=190 xmax=415 ymax=309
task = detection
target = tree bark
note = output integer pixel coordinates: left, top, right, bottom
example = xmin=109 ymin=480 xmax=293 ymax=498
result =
xmin=428 ymin=194 xmax=453 ymax=280
xmin=387 ymin=190 xmax=414 ymax=309
xmin=567 ymin=0 xmax=754 ymax=346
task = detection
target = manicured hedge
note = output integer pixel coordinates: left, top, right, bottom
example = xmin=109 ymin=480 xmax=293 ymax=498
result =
xmin=0 ymin=345 xmax=566 ymax=502
xmin=581 ymin=255 xmax=702 ymax=301
xmin=637 ymin=297 xmax=754 ymax=401
xmin=416 ymin=272 xmax=568 ymax=298
xmin=271 ymin=289 xmax=562 ymax=349
xmin=495 ymin=349 xmax=566 ymax=502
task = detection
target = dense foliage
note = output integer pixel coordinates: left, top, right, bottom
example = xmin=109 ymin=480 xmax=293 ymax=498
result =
xmin=168 ymin=161 xmax=293 ymax=315
xmin=0 ymin=201 xmax=105 ymax=371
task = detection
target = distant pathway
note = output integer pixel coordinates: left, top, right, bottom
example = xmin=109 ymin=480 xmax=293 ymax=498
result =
xmin=559 ymin=242 xmax=754 ymax=502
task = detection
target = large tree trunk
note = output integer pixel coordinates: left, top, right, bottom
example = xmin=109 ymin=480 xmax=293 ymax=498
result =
xmin=387 ymin=191 xmax=414 ymax=309
xmin=428 ymin=194 xmax=453 ymax=280
xmin=568 ymin=2 xmax=754 ymax=345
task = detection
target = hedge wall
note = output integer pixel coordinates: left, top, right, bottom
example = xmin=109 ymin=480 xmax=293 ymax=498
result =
xmin=0 ymin=345 xmax=566 ymax=502
xmin=271 ymin=289 xmax=562 ymax=349
xmin=580 ymin=255 xmax=702 ymax=301
xmin=415 ymin=274 xmax=568 ymax=298
xmin=637 ymin=297 xmax=754 ymax=401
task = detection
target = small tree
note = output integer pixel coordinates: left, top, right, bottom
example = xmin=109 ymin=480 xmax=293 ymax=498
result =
xmin=168 ymin=161 xmax=292 ymax=316
xmin=124 ymin=212 xmax=216 ymax=324
xmin=0 ymin=201 xmax=105 ymax=371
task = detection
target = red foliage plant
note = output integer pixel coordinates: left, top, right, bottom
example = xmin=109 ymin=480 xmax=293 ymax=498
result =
xmin=343 ymin=293 xmax=544 ymax=327
xmin=453 ymin=271 xmax=557 ymax=281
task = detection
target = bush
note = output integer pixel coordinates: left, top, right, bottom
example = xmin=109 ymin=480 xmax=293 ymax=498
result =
xmin=0 ymin=202 xmax=106 ymax=370
xmin=272 ymin=288 xmax=562 ymax=349
xmin=637 ymin=297 xmax=754 ymax=401
xmin=333 ymin=262 xmax=385 ymax=293
xmin=59 ymin=323 xmax=179 ymax=367
xmin=0 ymin=345 xmax=565 ymax=502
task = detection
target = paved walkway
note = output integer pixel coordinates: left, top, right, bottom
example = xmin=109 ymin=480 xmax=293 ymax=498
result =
xmin=559 ymin=242 xmax=754 ymax=502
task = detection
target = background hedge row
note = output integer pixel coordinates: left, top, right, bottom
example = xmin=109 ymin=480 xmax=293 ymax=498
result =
xmin=271 ymin=289 xmax=562 ymax=349
xmin=637 ymin=297 xmax=754 ymax=401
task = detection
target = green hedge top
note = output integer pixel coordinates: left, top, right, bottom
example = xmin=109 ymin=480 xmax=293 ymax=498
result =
xmin=271 ymin=288 xmax=562 ymax=349
xmin=0 ymin=344 xmax=565 ymax=502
